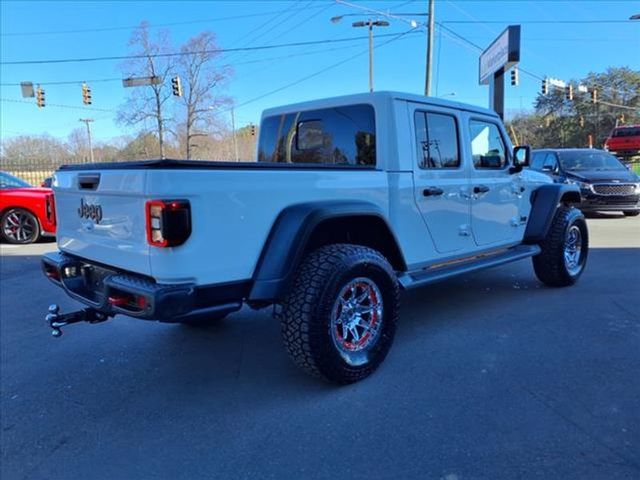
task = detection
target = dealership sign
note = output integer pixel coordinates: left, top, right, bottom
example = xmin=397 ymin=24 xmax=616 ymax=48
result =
xmin=479 ymin=26 xmax=521 ymax=85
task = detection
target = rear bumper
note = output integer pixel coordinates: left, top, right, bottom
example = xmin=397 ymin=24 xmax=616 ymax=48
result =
xmin=42 ymin=251 xmax=248 ymax=322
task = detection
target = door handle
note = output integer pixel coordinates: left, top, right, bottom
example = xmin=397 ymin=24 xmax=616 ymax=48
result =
xmin=473 ymin=185 xmax=490 ymax=194
xmin=423 ymin=187 xmax=444 ymax=197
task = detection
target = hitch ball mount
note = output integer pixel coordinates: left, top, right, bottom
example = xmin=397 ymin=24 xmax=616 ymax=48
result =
xmin=46 ymin=304 xmax=111 ymax=337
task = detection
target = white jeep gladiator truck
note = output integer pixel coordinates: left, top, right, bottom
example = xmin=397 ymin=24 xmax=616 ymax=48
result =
xmin=43 ymin=91 xmax=588 ymax=384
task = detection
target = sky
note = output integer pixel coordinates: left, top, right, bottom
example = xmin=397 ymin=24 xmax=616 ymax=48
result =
xmin=1 ymin=0 xmax=638 ymax=144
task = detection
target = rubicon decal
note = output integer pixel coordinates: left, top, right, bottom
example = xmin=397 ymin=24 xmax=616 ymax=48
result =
xmin=78 ymin=198 xmax=103 ymax=224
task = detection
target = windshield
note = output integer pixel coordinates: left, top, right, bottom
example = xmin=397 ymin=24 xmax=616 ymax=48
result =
xmin=0 ymin=172 xmax=31 ymax=188
xmin=612 ymin=127 xmax=640 ymax=137
xmin=558 ymin=151 xmax=627 ymax=171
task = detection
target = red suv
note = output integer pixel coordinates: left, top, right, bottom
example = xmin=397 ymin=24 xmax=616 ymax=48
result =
xmin=604 ymin=125 xmax=640 ymax=157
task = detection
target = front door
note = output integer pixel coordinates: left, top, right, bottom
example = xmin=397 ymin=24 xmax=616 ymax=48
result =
xmin=467 ymin=118 xmax=521 ymax=246
xmin=410 ymin=104 xmax=473 ymax=254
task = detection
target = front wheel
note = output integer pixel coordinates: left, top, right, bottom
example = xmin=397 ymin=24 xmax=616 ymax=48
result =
xmin=533 ymin=206 xmax=588 ymax=287
xmin=623 ymin=211 xmax=640 ymax=217
xmin=279 ymin=244 xmax=400 ymax=384
xmin=1 ymin=208 xmax=41 ymax=244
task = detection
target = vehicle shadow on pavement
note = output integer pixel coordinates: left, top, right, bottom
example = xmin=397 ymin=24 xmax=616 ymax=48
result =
xmin=2 ymin=249 xmax=640 ymax=479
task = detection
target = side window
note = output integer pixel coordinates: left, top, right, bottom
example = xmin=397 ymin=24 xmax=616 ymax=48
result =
xmin=530 ymin=152 xmax=545 ymax=170
xmin=414 ymin=111 xmax=460 ymax=168
xmin=257 ymin=104 xmax=376 ymax=166
xmin=542 ymin=153 xmax=558 ymax=171
xmin=469 ymin=120 xmax=508 ymax=169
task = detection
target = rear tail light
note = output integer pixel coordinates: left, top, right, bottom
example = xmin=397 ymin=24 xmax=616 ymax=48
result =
xmin=45 ymin=193 xmax=56 ymax=224
xmin=44 ymin=263 xmax=61 ymax=282
xmin=145 ymin=200 xmax=191 ymax=247
xmin=108 ymin=291 xmax=148 ymax=311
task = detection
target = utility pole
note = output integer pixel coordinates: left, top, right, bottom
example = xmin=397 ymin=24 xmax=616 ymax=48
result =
xmin=230 ymin=107 xmax=239 ymax=162
xmin=78 ymin=118 xmax=94 ymax=163
xmin=368 ymin=20 xmax=374 ymax=92
xmin=425 ymin=0 xmax=435 ymax=96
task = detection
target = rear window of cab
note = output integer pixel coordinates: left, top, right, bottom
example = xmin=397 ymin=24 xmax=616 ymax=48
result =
xmin=257 ymin=104 xmax=376 ymax=166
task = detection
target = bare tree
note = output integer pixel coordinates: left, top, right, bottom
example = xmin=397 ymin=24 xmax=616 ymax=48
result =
xmin=176 ymin=32 xmax=232 ymax=159
xmin=67 ymin=128 xmax=89 ymax=162
xmin=117 ymin=22 xmax=175 ymax=159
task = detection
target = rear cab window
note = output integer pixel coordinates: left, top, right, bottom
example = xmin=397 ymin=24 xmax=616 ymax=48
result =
xmin=258 ymin=104 xmax=376 ymax=166
xmin=414 ymin=111 xmax=460 ymax=169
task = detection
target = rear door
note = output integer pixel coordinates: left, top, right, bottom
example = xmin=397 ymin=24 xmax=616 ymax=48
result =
xmin=409 ymin=103 xmax=473 ymax=254
xmin=53 ymin=169 xmax=151 ymax=275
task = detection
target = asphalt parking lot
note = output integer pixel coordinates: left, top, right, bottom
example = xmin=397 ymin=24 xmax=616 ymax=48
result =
xmin=1 ymin=214 xmax=639 ymax=480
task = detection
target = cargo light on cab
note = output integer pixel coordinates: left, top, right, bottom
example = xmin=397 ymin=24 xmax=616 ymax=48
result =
xmin=145 ymin=199 xmax=191 ymax=247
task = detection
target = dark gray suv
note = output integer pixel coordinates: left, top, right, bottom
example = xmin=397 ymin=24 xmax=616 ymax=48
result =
xmin=531 ymin=149 xmax=640 ymax=216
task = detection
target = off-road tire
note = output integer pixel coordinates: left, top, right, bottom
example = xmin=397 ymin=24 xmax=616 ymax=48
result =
xmin=623 ymin=211 xmax=640 ymax=217
xmin=278 ymin=244 xmax=400 ymax=384
xmin=1 ymin=208 xmax=41 ymax=244
xmin=533 ymin=206 xmax=588 ymax=287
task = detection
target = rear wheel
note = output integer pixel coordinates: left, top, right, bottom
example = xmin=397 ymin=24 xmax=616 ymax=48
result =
xmin=623 ymin=211 xmax=640 ymax=217
xmin=533 ymin=206 xmax=588 ymax=287
xmin=279 ymin=244 xmax=400 ymax=384
xmin=1 ymin=208 xmax=40 ymax=244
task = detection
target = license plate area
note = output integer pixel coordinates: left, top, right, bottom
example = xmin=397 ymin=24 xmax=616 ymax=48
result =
xmin=60 ymin=261 xmax=119 ymax=306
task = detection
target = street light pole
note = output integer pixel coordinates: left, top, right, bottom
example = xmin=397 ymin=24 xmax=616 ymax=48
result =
xmin=79 ymin=118 xmax=94 ymax=163
xmin=351 ymin=19 xmax=389 ymax=92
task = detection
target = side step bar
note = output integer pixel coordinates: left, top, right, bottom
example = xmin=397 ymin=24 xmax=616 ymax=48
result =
xmin=398 ymin=244 xmax=541 ymax=290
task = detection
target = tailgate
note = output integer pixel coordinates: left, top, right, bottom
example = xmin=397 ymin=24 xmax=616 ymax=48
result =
xmin=53 ymin=169 xmax=151 ymax=275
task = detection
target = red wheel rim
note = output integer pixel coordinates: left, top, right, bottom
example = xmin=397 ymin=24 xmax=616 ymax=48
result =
xmin=330 ymin=277 xmax=384 ymax=353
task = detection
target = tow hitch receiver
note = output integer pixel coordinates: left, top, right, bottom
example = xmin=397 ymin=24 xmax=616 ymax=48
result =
xmin=45 ymin=304 xmax=111 ymax=337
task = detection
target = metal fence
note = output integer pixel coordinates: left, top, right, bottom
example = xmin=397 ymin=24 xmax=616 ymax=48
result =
xmin=2 ymin=157 xmax=97 ymax=187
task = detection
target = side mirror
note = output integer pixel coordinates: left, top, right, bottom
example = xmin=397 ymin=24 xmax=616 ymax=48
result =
xmin=510 ymin=145 xmax=530 ymax=174
xmin=513 ymin=145 xmax=531 ymax=167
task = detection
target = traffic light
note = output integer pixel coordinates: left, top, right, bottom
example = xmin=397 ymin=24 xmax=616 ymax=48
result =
xmin=591 ymin=89 xmax=598 ymax=104
xmin=250 ymin=124 xmax=256 ymax=136
xmin=541 ymin=78 xmax=548 ymax=95
xmin=565 ymin=84 xmax=573 ymax=101
xmin=510 ymin=67 xmax=519 ymax=86
xmin=36 ymin=86 xmax=45 ymax=108
xmin=171 ymin=76 xmax=182 ymax=97
xmin=82 ymin=83 xmax=92 ymax=105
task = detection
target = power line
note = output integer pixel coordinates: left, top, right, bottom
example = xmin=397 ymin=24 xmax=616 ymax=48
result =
xmin=0 ymin=3 xmax=334 ymax=37
xmin=0 ymin=77 xmax=122 ymax=87
xmin=224 ymin=0 xmax=305 ymax=54
xmin=0 ymin=35 xmax=409 ymax=87
xmin=227 ymin=27 xmax=418 ymax=113
xmin=226 ymin=0 xmax=320 ymax=63
xmin=0 ymin=31 xmax=417 ymax=66
xmin=0 ymin=98 xmax=116 ymax=112
xmin=444 ymin=19 xmax=634 ymax=24
xmin=385 ymin=15 xmax=636 ymax=24
xmin=597 ymin=100 xmax=640 ymax=111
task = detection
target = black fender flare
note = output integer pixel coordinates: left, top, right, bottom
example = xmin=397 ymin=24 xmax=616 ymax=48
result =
xmin=523 ymin=184 xmax=581 ymax=244
xmin=249 ymin=200 xmax=404 ymax=302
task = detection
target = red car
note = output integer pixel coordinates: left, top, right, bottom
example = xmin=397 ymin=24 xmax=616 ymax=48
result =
xmin=604 ymin=125 xmax=640 ymax=157
xmin=0 ymin=172 xmax=56 ymax=244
